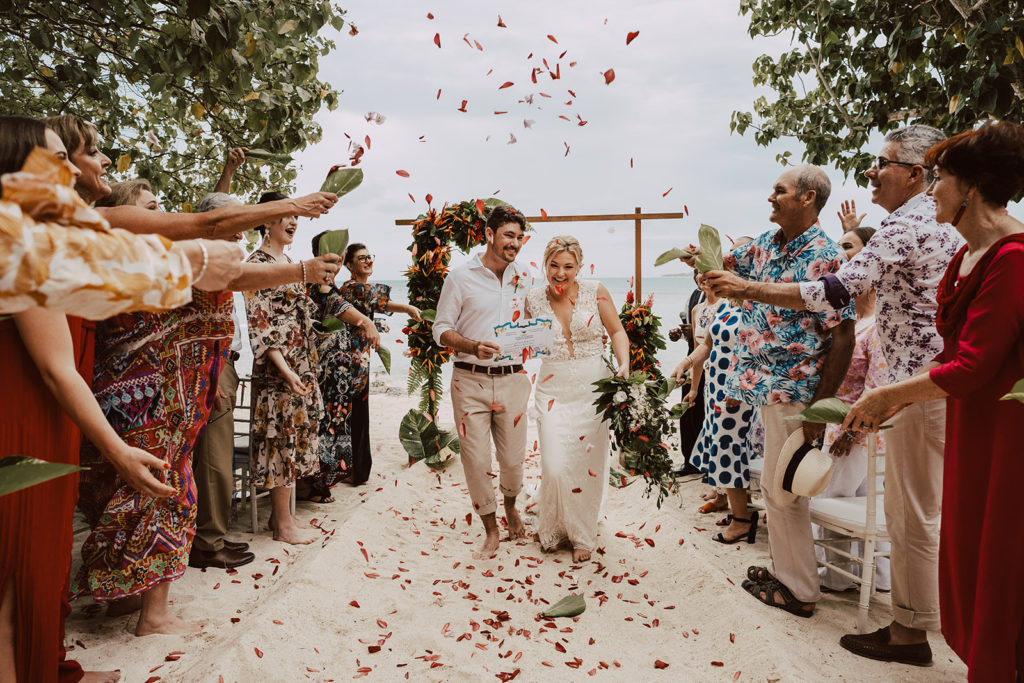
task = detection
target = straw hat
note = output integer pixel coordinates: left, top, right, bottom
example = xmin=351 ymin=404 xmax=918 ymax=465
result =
xmin=771 ymin=430 xmax=834 ymax=504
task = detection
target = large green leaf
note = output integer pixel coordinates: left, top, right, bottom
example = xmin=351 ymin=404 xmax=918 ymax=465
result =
xmin=320 ymin=168 xmax=364 ymax=197
xmin=0 ymin=456 xmax=83 ymax=497
xmin=694 ymin=223 xmax=724 ymax=273
xmin=314 ymin=317 xmax=347 ymax=334
xmin=317 ymin=229 xmax=349 ymax=258
xmin=784 ymin=397 xmax=893 ymax=429
xmin=376 ymin=346 xmax=391 ymax=374
xmin=419 ymin=309 xmax=436 ymax=322
xmin=245 ymin=148 xmax=294 ymax=166
xmin=653 ymin=247 xmax=695 ymax=267
xmin=1001 ymin=378 xmax=1024 ymax=404
xmin=668 ymin=401 xmax=691 ymax=420
xmin=399 ymin=409 xmax=459 ymax=469
xmin=541 ymin=594 xmax=586 ymax=618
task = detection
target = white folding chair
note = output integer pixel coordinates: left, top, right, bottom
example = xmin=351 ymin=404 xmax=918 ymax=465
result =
xmin=809 ymin=438 xmax=890 ymax=633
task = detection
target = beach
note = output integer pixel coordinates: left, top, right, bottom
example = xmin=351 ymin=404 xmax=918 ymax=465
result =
xmin=65 ymin=391 xmax=966 ymax=682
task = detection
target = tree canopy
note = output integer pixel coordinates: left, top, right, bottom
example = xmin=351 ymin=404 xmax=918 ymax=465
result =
xmin=732 ymin=0 xmax=1024 ymax=182
xmin=2 ymin=0 xmax=348 ymax=207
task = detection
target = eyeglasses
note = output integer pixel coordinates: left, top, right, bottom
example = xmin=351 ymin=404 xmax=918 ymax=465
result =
xmin=355 ymin=254 xmax=375 ymax=263
xmin=872 ymin=156 xmax=919 ymax=170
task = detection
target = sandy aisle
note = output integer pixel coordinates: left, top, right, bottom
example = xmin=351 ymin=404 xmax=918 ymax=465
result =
xmin=66 ymin=393 xmax=966 ymax=682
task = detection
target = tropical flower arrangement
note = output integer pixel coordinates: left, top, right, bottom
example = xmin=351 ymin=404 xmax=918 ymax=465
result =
xmin=400 ymin=198 xmax=524 ymax=468
xmin=619 ymin=290 xmax=667 ymax=381
xmin=592 ymin=361 xmax=684 ymax=507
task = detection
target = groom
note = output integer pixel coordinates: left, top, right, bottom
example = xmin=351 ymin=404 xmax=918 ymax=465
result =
xmin=433 ymin=205 xmax=534 ymax=558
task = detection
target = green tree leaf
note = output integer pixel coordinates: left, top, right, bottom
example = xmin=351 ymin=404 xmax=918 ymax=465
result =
xmin=540 ymin=593 xmax=586 ymax=618
xmin=694 ymin=224 xmax=724 ymax=273
xmin=320 ymin=168 xmax=364 ymax=196
xmin=376 ymin=346 xmax=391 ymax=374
xmin=317 ymin=229 xmax=349 ymax=258
xmin=0 ymin=455 xmax=83 ymax=497
xmin=653 ymin=247 xmax=695 ymax=267
xmin=1001 ymin=377 xmax=1024 ymax=403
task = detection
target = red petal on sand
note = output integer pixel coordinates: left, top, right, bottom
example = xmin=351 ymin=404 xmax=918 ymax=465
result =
xmin=547 ymin=399 xmax=555 ymax=411
xmin=603 ymin=69 xmax=615 ymax=84
xmin=513 ymin=413 xmax=524 ymax=427
xmin=144 ymin=678 xmax=162 ymax=683
xmin=645 ymin=538 xmax=655 ymax=547
xmin=588 ymin=469 xmax=597 ymax=476
xmin=361 ymin=547 xmax=369 ymax=562
xmin=433 ymin=33 xmax=441 ymax=48
xmin=662 ymin=187 xmax=673 ymax=197
xmin=554 ymin=642 xmax=566 ymax=653
xmin=571 ymin=487 xmax=582 ymax=493
xmin=542 ymin=374 xmax=554 ymax=383
xmin=465 ymin=513 xmax=472 ymax=525
xmin=396 ymin=169 xmax=410 ymax=177
xmin=626 ymin=30 xmax=639 ymax=45
xmin=733 ymin=671 xmax=742 ymax=681
xmin=497 ymin=15 xmax=506 ymax=27
xmin=272 ymin=619 xmax=284 ymax=625
xmin=459 ymin=421 xmax=467 ymax=437
xmin=711 ymin=661 xmax=724 ymax=667
xmin=475 ymin=198 xmax=486 ymax=215
xmin=254 ymin=648 xmax=263 ymax=659
xmin=729 ymin=633 xmax=736 ymax=643
xmin=350 ymin=600 xmax=360 ymax=607
xmin=654 ymin=660 xmax=669 ymax=669
xmin=368 ymin=645 xmax=381 ymax=653
xmin=547 ymin=34 xmax=558 ymax=43
xmin=499 ymin=81 xmax=514 ymax=89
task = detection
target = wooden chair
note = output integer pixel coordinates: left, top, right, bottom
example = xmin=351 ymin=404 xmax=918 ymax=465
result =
xmin=808 ymin=438 xmax=889 ymax=633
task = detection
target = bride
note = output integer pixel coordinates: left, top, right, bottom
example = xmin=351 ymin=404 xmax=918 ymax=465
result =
xmin=525 ymin=236 xmax=630 ymax=562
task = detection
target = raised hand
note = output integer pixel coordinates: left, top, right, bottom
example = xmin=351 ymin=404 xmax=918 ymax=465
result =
xmin=303 ymin=254 xmax=342 ymax=285
xmin=224 ymin=147 xmax=247 ymax=173
xmin=837 ymin=200 xmax=866 ymax=232
xmin=293 ymin=192 xmax=338 ymax=218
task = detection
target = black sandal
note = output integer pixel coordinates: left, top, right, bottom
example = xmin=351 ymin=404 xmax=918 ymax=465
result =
xmin=712 ymin=511 xmax=758 ymax=544
xmin=716 ymin=514 xmax=733 ymax=527
xmin=746 ymin=565 xmax=772 ymax=583
xmin=743 ymin=577 xmax=815 ymax=619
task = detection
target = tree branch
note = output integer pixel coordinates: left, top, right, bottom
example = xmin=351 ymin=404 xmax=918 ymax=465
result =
xmin=804 ymin=40 xmax=857 ymax=132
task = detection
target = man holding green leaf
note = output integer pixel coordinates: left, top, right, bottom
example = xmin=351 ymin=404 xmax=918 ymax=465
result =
xmin=682 ymin=165 xmax=855 ymax=620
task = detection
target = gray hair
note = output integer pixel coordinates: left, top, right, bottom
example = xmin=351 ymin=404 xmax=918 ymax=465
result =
xmin=885 ymin=125 xmax=946 ymax=183
xmin=197 ymin=191 xmax=241 ymax=213
xmin=791 ymin=165 xmax=831 ymax=214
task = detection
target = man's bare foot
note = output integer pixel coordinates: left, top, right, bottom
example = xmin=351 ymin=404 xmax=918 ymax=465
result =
xmin=504 ymin=504 xmax=526 ymax=540
xmin=81 ymin=671 xmax=122 ymax=682
xmin=105 ymin=595 xmax=142 ymax=618
xmin=572 ymin=548 xmax=591 ymax=563
xmin=134 ymin=611 xmax=201 ymax=637
xmin=272 ymin=524 xmax=318 ymax=545
xmin=473 ymin=531 xmax=500 ymax=559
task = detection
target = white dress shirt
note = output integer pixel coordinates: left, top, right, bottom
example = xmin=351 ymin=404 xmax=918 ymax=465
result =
xmin=432 ymin=252 xmax=534 ymax=366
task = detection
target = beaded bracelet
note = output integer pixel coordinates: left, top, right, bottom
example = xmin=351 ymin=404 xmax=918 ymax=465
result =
xmin=195 ymin=241 xmax=209 ymax=283
xmin=300 ymin=260 xmax=307 ymax=283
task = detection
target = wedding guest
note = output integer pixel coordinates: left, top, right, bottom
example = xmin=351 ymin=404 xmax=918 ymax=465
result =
xmin=244 ymin=191 xmax=324 ymax=546
xmin=432 ymin=205 xmax=535 ymax=559
xmin=669 ymin=270 xmax=706 ymax=477
xmin=0 ymin=116 xmax=186 ymax=683
xmin=95 ymin=179 xmax=159 ymax=210
xmin=705 ymin=126 xmax=959 ymax=664
xmin=524 ymin=235 xmax=630 ymax=562
xmin=688 ymin=276 xmax=728 ymax=514
xmin=844 ymin=121 xmax=1024 ymax=681
xmin=686 ymin=165 xmax=856 ymax=617
xmin=308 ymin=240 xmax=409 ymax=495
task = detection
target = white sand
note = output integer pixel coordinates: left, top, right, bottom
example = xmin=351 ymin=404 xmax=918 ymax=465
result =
xmin=66 ymin=393 xmax=967 ymax=682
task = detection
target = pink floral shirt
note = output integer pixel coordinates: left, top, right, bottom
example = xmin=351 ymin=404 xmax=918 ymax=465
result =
xmin=824 ymin=316 xmax=887 ymax=451
xmin=798 ymin=193 xmax=963 ymax=382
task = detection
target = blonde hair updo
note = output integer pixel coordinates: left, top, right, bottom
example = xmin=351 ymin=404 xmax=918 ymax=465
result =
xmin=543 ymin=235 xmax=584 ymax=273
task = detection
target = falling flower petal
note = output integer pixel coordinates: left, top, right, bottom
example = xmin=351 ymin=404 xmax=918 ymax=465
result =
xmin=426 ymin=12 xmax=434 ymax=19
xmin=540 ymin=208 xmax=548 ymax=219
xmin=563 ymin=142 xmax=570 ymax=157
xmin=475 ymin=198 xmax=486 ymax=215
xmin=497 ymin=15 xmax=506 ymax=27
xmin=507 ymin=133 xmax=517 ymax=144
xmin=547 ymin=34 xmax=558 ymax=43
xmin=408 ymin=193 xmax=416 ymax=202
xmin=433 ymin=33 xmax=441 ymax=48
xmin=547 ymin=398 xmax=555 ymax=411
xmin=626 ymin=30 xmax=640 ymax=45
xmin=436 ymin=89 xmax=442 ymax=100
xmin=684 ymin=205 xmax=689 ymax=216
xmin=458 ymin=100 xmax=468 ymax=112
xmin=662 ymin=187 xmax=672 ymax=197
xmin=603 ymin=69 xmax=615 ymax=84
xmin=396 ymin=169 xmax=410 ymax=178
xmin=426 ymin=193 xmax=433 ymax=204
xmin=588 ymin=469 xmax=597 ymax=476
xmin=499 ymin=81 xmax=514 ymax=89
xmin=513 ymin=413 xmax=524 ymax=427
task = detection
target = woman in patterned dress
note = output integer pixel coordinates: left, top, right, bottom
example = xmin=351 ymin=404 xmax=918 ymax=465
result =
xmin=304 ymin=235 xmax=383 ymax=499
xmin=315 ymin=243 xmax=419 ymax=486
xmin=525 ymin=236 xmax=631 ymax=563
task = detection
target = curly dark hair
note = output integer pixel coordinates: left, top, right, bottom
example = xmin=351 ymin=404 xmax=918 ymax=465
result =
xmin=486 ymin=204 xmax=526 ymax=233
xmin=924 ymin=121 xmax=1024 ymax=207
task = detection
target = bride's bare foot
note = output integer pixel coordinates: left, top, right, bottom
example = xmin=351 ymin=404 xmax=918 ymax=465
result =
xmin=473 ymin=530 xmax=500 ymax=559
xmin=134 ymin=610 xmax=201 ymax=637
xmin=504 ymin=503 xmax=526 ymax=540
xmin=105 ymin=595 xmax=141 ymax=618
xmin=81 ymin=671 xmax=122 ymax=682
xmin=572 ymin=547 xmax=591 ymax=563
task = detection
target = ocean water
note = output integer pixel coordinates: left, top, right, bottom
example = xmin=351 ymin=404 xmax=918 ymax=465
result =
xmin=236 ymin=276 xmax=700 ymax=394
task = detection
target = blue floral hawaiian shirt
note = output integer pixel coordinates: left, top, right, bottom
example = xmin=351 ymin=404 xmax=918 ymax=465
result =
xmin=724 ymin=224 xmax=855 ymax=406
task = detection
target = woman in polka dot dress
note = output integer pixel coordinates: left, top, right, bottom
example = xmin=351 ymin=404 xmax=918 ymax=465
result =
xmin=673 ymin=297 xmax=759 ymax=544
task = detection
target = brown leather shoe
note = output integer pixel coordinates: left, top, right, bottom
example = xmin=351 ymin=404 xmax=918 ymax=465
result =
xmin=188 ymin=546 xmax=255 ymax=570
xmin=839 ymin=627 xmax=933 ymax=667
xmin=222 ymin=539 xmax=250 ymax=553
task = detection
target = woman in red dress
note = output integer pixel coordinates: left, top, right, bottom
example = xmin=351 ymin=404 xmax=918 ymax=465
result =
xmin=845 ymin=121 xmax=1024 ymax=682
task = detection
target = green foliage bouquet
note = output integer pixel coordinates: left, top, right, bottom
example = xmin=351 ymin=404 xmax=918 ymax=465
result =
xmin=619 ymin=291 xmax=666 ymax=381
xmin=592 ymin=364 xmax=679 ymax=507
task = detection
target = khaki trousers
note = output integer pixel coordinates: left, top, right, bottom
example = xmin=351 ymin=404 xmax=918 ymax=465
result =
xmin=450 ymin=368 xmax=531 ymax=517
xmin=193 ymin=360 xmax=238 ymax=552
xmin=883 ymin=398 xmax=944 ymax=631
xmin=760 ymin=402 xmax=822 ymax=603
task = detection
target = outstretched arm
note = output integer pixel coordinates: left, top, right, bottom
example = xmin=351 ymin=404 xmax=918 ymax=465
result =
xmin=702 ymin=272 xmax=807 ymax=310
xmin=14 ymin=308 xmax=176 ymax=498
xmin=595 ymin=283 xmax=630 ymax=377
xmin=213 ymin=147 xmax=247 ymax=195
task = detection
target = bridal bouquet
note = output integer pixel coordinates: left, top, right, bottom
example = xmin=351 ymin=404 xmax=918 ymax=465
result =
xmin=593 ymin=363 xmax=680 ymax=507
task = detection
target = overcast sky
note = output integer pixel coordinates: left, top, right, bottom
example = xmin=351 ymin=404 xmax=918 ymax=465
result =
xmin=282 ymin=0 xmax=1018 ymax=281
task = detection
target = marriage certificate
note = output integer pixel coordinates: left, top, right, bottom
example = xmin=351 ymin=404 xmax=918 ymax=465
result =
xmin=493 ymin=318 xmax=554 ymax=362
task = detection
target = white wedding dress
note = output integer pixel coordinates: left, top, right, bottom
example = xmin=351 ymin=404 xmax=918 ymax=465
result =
xmin=526 ymin=280 xmax=611 ymax=553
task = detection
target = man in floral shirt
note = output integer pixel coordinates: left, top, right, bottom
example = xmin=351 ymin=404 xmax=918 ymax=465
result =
xmin=687 ymin=164 xmax=855 ymax=620
xmin=705 ymin=126 xmax=959 ymax=666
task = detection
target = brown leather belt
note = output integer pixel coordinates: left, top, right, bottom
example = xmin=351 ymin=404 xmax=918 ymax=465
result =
xmin=453 ymin=362 xmax=523 ymax=375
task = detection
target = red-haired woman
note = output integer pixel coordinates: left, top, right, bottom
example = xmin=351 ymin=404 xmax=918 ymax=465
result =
xmin=845 ymin=121 xmax=1024 ymax=682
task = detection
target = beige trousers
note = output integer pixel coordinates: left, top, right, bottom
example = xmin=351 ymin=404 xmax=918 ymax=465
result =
xmin=760 ymin=402 xmax=822 ymax=603
xmin=193 ymin=360 xmax=238 ymax=552
xmin=450 ymin=368 xmax=532 ymax=517
xmin=882 ymin=398 xmax=944 ymax=631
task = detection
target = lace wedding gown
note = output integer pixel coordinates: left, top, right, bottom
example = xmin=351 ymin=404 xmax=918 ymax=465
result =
xmin=526 ymin=280 xmax=610 ymax=553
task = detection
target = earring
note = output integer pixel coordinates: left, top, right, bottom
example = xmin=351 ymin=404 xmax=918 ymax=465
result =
xmin=951 ymin=198 xmax=969 ymax=226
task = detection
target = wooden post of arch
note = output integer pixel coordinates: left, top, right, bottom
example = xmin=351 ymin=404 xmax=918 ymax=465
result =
xmin=396 ymin=207 xmax=685 ymax=301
